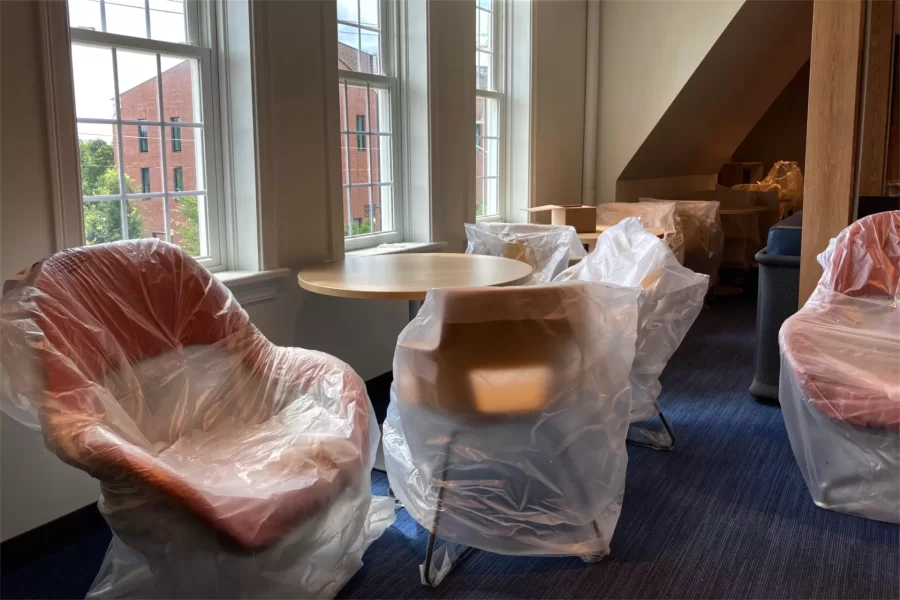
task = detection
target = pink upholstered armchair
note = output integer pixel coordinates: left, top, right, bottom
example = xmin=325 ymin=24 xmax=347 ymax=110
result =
xmin=778 ymin=211 xmax=899 ymax=523
xmin=1 ymin=240 xmax=393 ymax=597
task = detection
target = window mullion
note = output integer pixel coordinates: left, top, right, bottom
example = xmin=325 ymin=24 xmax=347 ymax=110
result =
xmin=155 ymin=53 xmax=172 ymax=244
xmin=110 ymin=47 xmax=130 ymax=240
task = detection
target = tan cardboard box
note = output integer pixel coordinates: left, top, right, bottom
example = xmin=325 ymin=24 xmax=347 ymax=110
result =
xmin=524 ymin=205 xmax=596 ymax=233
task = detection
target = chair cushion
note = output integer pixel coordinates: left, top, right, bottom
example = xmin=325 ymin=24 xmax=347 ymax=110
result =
xmin=3 ymin=240 xmax=371 ymax=549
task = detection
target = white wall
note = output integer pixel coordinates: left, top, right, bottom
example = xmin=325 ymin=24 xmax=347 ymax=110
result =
xmin=0 ymin=0 xmax=101 ymax=541
xmin=592 ymin=0 xmax=742 ymax=204
xmin=531 ymin=0 xmax=587 ymax=206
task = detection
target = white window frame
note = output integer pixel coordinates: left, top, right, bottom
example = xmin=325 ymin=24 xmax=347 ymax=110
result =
xmin=475 ymin=0 xmax=506 ymax=222
xmin=52 ymin=0 xmax=228 ymax=270
xmin=339 ymin=0 xmax=405 ymax=252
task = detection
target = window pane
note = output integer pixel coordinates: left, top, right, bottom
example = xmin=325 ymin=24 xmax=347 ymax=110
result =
xmin=72 ymin=44 xmax=116 ymax=119
xmin=78 ymin=126 xmax=120 ymax=198
xmin=161 ymin=57 xmax=202 ymax=124
xmin=478 ymin=0 xmax=493 ymax=10
xmin=359 ymin=29 xmax=381 ymax=74
xmin=121 ymin=125 xmax=163 ymax=192
xmin=105 ymin=0 xmax=148 ymax=39
xmin=477 ymin=10 xmax=492 ymax=51
xmin=368 ymin=86 xmax=391 ymax=133
xmin=337 ymin=3 xmax=383 ymax=75
xmin=479 ymin=96 xmax=500 ymax=136
xmin=117 ymin=49 xmax=160 ymax=121
xmin=167 ymin=128 xmax=204 ymax=192
xmin=128 ymin=197 xmax=166 ymax=241
xmin=359 ymin=0 xmax=379 ymax=28
xmin=83 ymin=199 xmax=126 ymax=244
xmin=475 ymin=178 xmax=486 ymax=218
xmin=341 ymin=133 xmax=352 ymax=187
xmin=149 ymin=0 xmax=187 ymax=44
xmin=337 ymin=0 xmax=359 ymax=23
xmin=477 ymin=51 xmax=492 ymax=91
xmin=338 ymin=24 xmax=361 ymax=72
xmin=484 ymin=177 xmax=499 ymax=216
xmin=67 ymin=0 xmax=102 ymax=32
xmin=372 ymin=135 xmax=392 ymax=185
xmin=484 ymin=138 xmax=500 ymax=177
xmin=169 ymin=195 xmax=206 ymax=256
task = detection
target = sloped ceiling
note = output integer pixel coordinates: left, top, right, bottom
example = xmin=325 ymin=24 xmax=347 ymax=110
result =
xmin=619 ymin=0 xmax=813 ymax=182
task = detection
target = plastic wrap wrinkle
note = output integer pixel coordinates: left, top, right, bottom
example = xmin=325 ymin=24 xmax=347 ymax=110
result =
xmin=778 ymin=212 xmax=900 ymax=523
xmin=465 ymin=222 xmax=585 ymax=284
xmin=595 ymin=202 xmax=685 ymax=264
xmin=384 ymin=281 xmax=640 ymax=559
xmin=554 ymin=219 xmax=709 ymax=424
xmin=639 ymin=198 xmax=724 ymax=288
xmin=0 ymin=239 xmax=394 ymax=598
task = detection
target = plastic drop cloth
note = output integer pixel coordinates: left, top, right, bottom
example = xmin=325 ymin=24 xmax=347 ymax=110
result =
xmin=0 ymin=240 xmax=394 ymax=598
xmin=779 ymin=212 xmax=900 ymax=523
xmin=596 ymin=202 xmax=685 ymax=263
xmin=555 ymin=219 xmax=709 ymax=432
xmin=640 ymin=199 xmax=724 ymax=289
xmin=465 ymin=222 xmax=585 ymax=284
xmin=383 ymin=281 xmax=640 ymax=576
xmin=761 ymin=160 xmax=804 ymax=213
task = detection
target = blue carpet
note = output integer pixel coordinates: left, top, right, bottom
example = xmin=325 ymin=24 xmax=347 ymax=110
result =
xmin=2 ymin=297 xmax=897 ymax=599
xmin=338 ymin=297 xmax=900 ymax=600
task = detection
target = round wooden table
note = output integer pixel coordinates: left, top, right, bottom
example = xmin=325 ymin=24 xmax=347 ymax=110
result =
xmin=298 ymin=252 xmax=533 ymax=472
xmin=297 ymin=252 xmax=534 ymax=315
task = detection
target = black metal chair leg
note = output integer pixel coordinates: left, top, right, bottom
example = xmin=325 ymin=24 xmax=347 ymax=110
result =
xmin=421 ymin=531 xmax=475 ymax=586
xmin=627 ymin=410 xmax=675 ymax=451
xmin=420 ymin=431 xmax=476 ymax=587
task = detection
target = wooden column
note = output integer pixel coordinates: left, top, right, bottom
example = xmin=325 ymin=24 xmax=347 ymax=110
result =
xmin=857 ymin=0 xmax=896 ymax=196
xmin=799 ymin=0 xmax=867 ymax=306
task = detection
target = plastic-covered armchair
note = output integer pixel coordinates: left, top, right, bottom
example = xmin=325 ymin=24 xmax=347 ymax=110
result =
xmin=555 ymin=219 xmax=709 ymax=449
xmin=383 ymin=281 xmax=640 ymax=585
xmin=0 ymin=240 xmax=394 ymax=598
xmin=779 ymin=211 xmax=900 ymax=523
xmin=465 ymin=222 xmax=585 ymax=284
xmin=640 ymin=199 xmax=724 ymax=288
xmin=596 ymin=201 xmax=685 ymax=263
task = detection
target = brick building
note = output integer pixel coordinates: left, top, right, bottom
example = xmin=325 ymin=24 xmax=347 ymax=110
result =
xmin=116 ymin=60 xmax=197 ymax=244
xmin=338 ymin=43 xmax=385 ymax=233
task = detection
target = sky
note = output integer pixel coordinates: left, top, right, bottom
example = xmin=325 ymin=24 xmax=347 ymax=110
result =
xmin=68 ymin=0 xmax=190 ymax=143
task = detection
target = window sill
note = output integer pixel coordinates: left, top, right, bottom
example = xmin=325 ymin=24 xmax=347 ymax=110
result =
xmin=345 ymin=241 xmax=448 ymax=257
xmin=215 ymin=268 xmax=291 ymax=305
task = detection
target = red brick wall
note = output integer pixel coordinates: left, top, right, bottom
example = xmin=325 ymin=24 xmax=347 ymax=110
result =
xmin=115 ymin=61 xmax=198 ymax=243
xmin=338 ymin=75 xmax=385 ymax=232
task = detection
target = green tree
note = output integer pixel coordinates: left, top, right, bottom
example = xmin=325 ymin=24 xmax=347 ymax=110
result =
xmin=344 ymin=218 xmax=375 ymax=236
xmin=173 ymin=196 xmax=201 ymax=256
xmin=79 ymin=139 xmax=143 ymax=244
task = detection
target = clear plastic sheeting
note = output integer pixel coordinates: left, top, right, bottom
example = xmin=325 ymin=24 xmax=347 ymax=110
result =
xmin=761 ymin=160 xmax=804 ymax=213
xmin=465 ymin=222 xmax=585 ymax=284
xmin=640 ymin=199 xmax=724 ymax=289
xmin=0 ymin=240 xmax=394 ymax=598
xmin=596 ymin=201 xmax=685 ymax=263
xmin=555 ymin=219 xmax=709 ymax=425
xmin=384 ymin=281 xmax=641 ymax=575
xmin=779 ymin=212 xmax=900 ymax=523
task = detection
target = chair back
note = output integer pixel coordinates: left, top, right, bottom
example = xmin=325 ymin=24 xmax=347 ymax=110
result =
xmin=396 ymin=283 xmax=589 ymax=419
xmin=465 ymin=222 xmax=579 ymax=284
xmin=817 ymin=211 xmax=900 ymax=299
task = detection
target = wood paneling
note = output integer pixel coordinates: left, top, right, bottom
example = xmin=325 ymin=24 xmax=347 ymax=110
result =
xmin=858 ymin=0 xmax=896 ymax=195
xmin=799 ymin=0 xmax=867 ymax=306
